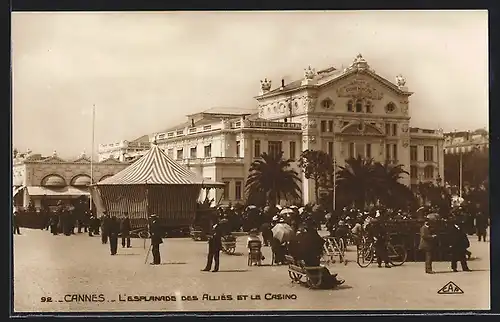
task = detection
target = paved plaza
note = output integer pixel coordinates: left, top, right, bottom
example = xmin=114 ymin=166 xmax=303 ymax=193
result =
xmin=13 ymin=229 xmax=490 ymax=312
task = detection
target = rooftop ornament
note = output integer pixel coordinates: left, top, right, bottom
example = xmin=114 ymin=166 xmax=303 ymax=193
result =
xmin=260 ymin=78 xmax=272 ymax=94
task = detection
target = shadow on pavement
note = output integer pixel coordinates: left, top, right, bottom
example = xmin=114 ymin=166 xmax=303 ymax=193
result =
xmin=216 ymin=269 xmax=249 ymax=273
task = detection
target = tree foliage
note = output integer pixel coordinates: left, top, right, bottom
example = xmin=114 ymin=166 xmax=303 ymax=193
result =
xmin=245 ymin=151 xmax=302 ymax=206
xmin=335 ymin=156 xmax=414 ymax=210
xmin=298 ymin=149 xmax=334 ymax=201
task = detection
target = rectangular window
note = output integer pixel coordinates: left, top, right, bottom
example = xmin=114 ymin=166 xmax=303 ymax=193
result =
xmin=190 ymin=147 xmax=197 ymax=159
xmin=223 ymin=182 xmax=230 ymax=200
xmin=236 ymin=141 xmax=241 ymax=157
xmin=348 ymin=142 xmax=355 ymax=159
xmin=289 ymin=141 xmax=296 ymax=160
xmin=328 ymin=120 xmax=334 ymax=132
xmin=321 ymin=120 xmax=327 ymax=132
xmin=176 ymin=148 xmax=183 ymax=160
xmin=410 ymin=166 xmax=418 ymax=179
xmin=424 ymin=146 xmax=434 ymax=161
xmin=410 ymin=145 xmax=417 ymax=161
xmin=366 ymin=143 xmax=372 ymax=159
xmin=268 ymin=141 xmax=282 ymax=158
xmin=424 ymin=166 xmax=434 ymax=179
xmin=355 ymin=142 xmax=365 ymax=158
xmin=385 ymin=144 xmax=391 ymax=160
xmin=385 ymin=124 xmax=391 ymax=136
xmin=167 ymin=148 xmax=174 ymax=158
xmin=393 ymin=144 xmax=398 ymax=161
xmin=392 ymin=124 xmax=397 ymax=136
xmin=235 ymin=181 xmax=242 ymax=200
xmin=204 ymin=144 xmax=212 ymax=158
xmin=328 ymin=141 xmax=334 ymax=157
xmin=254 ymin=140 xmax=261 ymax=158
xmin=176 ymin=130 xmax=183 ymax=136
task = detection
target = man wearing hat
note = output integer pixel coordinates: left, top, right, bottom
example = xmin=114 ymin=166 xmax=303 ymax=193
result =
xmin=108 ymin=215 xmax=120 ymax=255
xmin=120 ymin=212 xmax=132 ymax=248
xmin=202 ymin=224 xmax=222 ymax=272
xmin=419 ymin=218 xmax=437 ymax=274
xmin=101 ymin=211 xmax=110 ymax=244
xmin=149 ymin=214 xmax=163 ymax=265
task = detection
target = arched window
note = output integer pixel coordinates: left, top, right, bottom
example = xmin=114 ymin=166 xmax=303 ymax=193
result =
xmin=355 ymin=99 xmax=363 ymax=112
xmin=41 ymin=174 xmax=67 ymax=187
xmin=347 ymin=100 xmax=354 ymax=112
xmin=321 ymin=98 xmax=333 ymax=109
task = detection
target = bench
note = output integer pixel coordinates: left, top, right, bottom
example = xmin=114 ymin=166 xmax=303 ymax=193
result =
xmin=285 ymin=255 xmax=324 ymax=289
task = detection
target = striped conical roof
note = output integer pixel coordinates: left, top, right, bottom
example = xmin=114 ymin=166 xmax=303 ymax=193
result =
xmin=97 ymin=145 xmax=222 ymax=186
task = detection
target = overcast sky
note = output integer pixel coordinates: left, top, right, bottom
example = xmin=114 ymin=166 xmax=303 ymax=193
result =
xmin=12 ymin=10 xmax=488 ymax=158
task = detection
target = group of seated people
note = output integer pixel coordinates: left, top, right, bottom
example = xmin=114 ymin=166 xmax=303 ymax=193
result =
xmin=245 ymin=226 xmax=345 ymax=289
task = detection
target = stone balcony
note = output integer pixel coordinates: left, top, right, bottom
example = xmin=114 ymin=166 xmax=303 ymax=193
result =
xmin=179 ymin=157 xmax=246 ymax=166
xmin=231 ymin=120 xmax=302 ymax=130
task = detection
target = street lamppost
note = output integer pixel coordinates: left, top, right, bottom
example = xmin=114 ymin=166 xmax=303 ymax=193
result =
xmin=89 ymin=104 xmax=96 ymax=213
xmin=332 ymin=123 xmax=337 ymax=212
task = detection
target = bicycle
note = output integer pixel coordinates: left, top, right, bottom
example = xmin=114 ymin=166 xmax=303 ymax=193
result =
xmin=356 ymin=235 xmax=407 ymax=268
xmin=322 ymin=237 xmax=347 ymax=265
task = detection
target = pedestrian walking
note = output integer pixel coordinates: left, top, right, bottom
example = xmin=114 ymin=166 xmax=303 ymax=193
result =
xmin=448 ymin=223 xmax=471 ymax=272
xmin=108 ymin=216 xmax=120 ymax=255
xmin=13 ymin=209 xmax=21 ymax=235
xmin=121 ymin=212 xmax=131 ymax=248
xmin=202 ymin=224 xmax=222 ymax=272
xmin=419 ymin=219 xmax=437 ymax=274
xmin=101 ymin=212 xmax=110 ymax=244
xmin=475 ymin=210 xmax=488 ymax=242
xmin=149 ymin=214 xmax=163 ymax=265
xmin=49 ymin=212 xmax=59 ymax=235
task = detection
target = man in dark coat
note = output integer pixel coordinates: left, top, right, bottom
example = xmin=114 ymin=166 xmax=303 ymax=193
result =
xmin=475 ymin=210 xmax=488 ymax=242
xmin=368 ymin=219 xmax=391 ymax=268
xmin=108 ymin=216 xmax=120 ymax=255
xmin=101 ymin=212 xmax=110 ymax=244
xmin=260 ymin=222 xmax=272 ymax=246
xmin=120 ymin=212 xmax=132 ymax=248
xmin=49 ymin=211 xmax=59 ymax=235
xmin=448 ymin=223 xmax=471 ymax=272
xmin=419 ymin=219 xmax=437 ymax=274
xmin=12 ymin=209 xmax=21 ymax=235
xmin=149 ymin=214 xmax=163 ymax=265
xmin=202 ymin=224 xmax=222 ymax=272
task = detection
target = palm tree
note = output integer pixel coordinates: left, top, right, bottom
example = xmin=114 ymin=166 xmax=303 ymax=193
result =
xmin=372 ymin=161 xmax=414 ymax=208
xmin=245 ymin=151 xmax=302 ymax=206
xmin=335 ymin=156 xmax=377 ymax=209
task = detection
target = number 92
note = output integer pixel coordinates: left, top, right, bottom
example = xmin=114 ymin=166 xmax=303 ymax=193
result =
xmin=41 ymin=297 xmax=53 ymax=302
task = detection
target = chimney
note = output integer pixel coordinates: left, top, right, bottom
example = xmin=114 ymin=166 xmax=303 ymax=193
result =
xmin=191 ymin=119 xmax=195 ymax=127
xmin=281 ymin=79 xmax=285 ymax=88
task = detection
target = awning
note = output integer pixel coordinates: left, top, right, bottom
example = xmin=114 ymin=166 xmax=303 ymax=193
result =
xmin=201 ymin=179 xmax=226 ymax=188
xmin=13 ymin=186 xmax=25 ymax=197
xmin=26 ymin=186 xmax=90 ymax=197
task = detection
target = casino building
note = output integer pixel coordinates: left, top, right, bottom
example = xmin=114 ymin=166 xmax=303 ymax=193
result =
xmin=98 ymin=54 xmax=445 ymax=205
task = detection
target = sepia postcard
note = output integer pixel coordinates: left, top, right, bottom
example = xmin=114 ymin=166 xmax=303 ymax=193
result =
xmin=11 ymin=10 xmax=490 ymax=313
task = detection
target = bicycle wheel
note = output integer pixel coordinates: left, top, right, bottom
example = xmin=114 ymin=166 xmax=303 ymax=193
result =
xmin=138 ymin=230 xmax=150 ymax=239
xmin=388 ymin=244 xmax=407 ymax=266
xmin=357 ymin=245 xmax=374 ymax=268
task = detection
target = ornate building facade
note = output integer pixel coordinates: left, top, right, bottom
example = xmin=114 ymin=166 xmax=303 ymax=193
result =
xmin=97 ymin=54 xmax=445 ymax=205
xmin=13 ymin=150 xmax=129 ymax=208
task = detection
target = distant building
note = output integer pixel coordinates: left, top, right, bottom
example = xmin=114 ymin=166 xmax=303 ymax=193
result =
xmin=98 ymin=54 xmax=444 ymax=204
xmin=97 ymin=135 xmax=151 ymax=162
xmin=443 ymin=129 xmax=489 ymax=154
xmin=13 ymin=150 xmax=129 ymax=208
